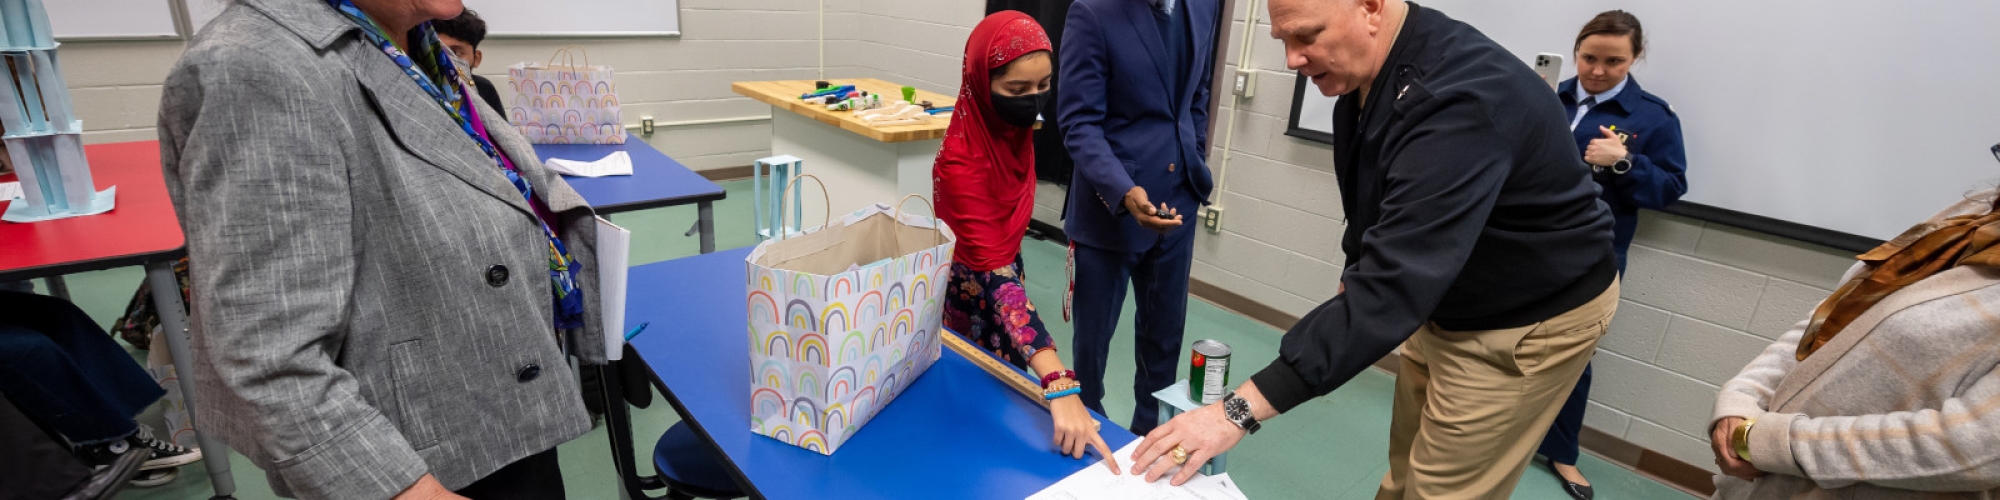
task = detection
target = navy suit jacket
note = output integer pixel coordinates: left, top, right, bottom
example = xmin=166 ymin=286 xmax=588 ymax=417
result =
xmin=1058 ymin=0 xmax=1218 ymax=253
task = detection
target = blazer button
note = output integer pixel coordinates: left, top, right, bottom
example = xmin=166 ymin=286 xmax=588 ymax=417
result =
xmin=1169 ymin=163 xmax=1177 ymax=172
xmin=486 ymin=265 xmax=509 ymax=287
xmin=517 ymin=364 xmax=542 ymax=383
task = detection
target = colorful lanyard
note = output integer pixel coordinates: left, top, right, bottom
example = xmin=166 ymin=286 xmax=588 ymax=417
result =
xmin=328 ymin=0 xmax=585 ymax=329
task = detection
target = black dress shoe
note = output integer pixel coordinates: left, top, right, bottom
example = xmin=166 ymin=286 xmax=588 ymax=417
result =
xmin=1557 ymin=475 xmax=1595 ymax=500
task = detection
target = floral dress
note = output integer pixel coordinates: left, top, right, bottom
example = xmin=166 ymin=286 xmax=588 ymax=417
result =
xmin=942 ymin=256 xmax=1055 ymax=369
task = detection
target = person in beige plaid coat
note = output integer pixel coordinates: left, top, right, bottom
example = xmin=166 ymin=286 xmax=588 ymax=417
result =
xmin=1708 ymin=185 xmax=2000 ymax=498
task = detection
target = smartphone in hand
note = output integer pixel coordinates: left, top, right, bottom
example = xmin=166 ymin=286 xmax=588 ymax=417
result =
xmin=1533 ymin=53 xmax=1565 ymax=91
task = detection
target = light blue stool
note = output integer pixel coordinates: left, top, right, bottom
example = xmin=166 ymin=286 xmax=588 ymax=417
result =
xmin=752 ymin=155 xmax=803 ymax=241
xmin=1154 ymin=380 xmax=1227 ymax=475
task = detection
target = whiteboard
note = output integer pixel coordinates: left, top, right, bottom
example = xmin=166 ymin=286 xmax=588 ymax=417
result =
xmin=1286 ymin=1 xmax=2000 ymax=242
xmin=186 ymin=0 xmax=681 ymax=38
xmin=1284 ymin=75 xmax=1336 ymax=143
xmin=46 ymin=0 xmax=181 ymax=40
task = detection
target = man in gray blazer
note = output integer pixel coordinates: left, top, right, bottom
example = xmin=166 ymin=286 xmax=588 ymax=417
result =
xmin=158 ymin=0 xmax=606 ymax=498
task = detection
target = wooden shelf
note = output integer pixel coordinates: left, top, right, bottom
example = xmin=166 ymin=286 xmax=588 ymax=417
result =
xmin=732 ymin=78 xmax=957 ymax=143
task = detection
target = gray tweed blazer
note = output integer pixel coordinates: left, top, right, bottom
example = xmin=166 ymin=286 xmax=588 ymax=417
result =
xmin=158 ymin=0 xmax=606 ymax=497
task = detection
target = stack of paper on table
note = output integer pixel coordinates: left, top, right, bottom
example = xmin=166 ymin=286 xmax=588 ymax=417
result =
xmin=546 ymin=151 xmax=633 ymax=177
xmin=1027 ymin=437 xmax=1250 ymax=500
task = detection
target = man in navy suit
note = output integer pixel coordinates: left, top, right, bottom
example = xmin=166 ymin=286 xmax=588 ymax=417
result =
xmin=1058 ymin=0 xmax=1218 ymax=434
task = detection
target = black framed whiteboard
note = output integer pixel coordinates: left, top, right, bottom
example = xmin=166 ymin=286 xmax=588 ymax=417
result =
xmin=1283 ymin=73 xmax=1337 ymax=145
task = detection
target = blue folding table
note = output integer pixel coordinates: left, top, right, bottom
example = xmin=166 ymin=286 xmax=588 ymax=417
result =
xmin=533 ymin=140 xmax=726 ymax=253
xmin=619 ymin=247 xmax=1138 ymax=499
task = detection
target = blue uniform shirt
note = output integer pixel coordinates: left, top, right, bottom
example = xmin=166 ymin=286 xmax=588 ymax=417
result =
xmin=1559 ymin=76 xmax=1688 ymax=271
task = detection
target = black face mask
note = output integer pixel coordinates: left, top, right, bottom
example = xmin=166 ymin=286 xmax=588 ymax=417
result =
xmin=990 ymin=91 xmax=1046 ymax=129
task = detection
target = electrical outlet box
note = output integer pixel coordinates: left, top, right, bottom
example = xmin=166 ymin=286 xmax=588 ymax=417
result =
xmin=1203 ymin=206 xmax=1223 ymax=233
xmin=1233 ymin=69 xmax=1257 ymax=98
xmin=640 ymin=116 xmax=656 ymax=136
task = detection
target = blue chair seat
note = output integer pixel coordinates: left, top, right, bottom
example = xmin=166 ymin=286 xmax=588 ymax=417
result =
xmin=653 ymin=421 xmax=745 ymax=499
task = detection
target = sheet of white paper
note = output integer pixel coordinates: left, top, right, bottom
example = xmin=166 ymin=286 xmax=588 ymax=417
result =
xmin=1026 ymin=437 xmax=1250 ymax=500
xmin=547 ymin=151 xmax=633 ymax=177
xmin=0 ymin=182 xmax=20 ymax=202
xmin=594 ymin=217 xmax=632 ymax=361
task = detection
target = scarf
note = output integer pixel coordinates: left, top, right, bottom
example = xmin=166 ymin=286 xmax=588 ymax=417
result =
xmin=932 ymin=11 xmax=1052 ymax=272
xmin=327 ymin=1 xmax=586 ymax=329
xmin=1798 ymin=195 xmax=2000 ymax=359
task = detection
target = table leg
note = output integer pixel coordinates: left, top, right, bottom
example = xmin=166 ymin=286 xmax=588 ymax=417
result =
xmin=697 ymin=201 xmax=715 ymax=254
xmin=43 ymin=276 xmax=70 ymax=301
xmin=147 ymin=262 xmax=237 ymax=499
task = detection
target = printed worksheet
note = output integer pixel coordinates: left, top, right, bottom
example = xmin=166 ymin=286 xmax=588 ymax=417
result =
xmin=1026 ymin=438 xmax=1250 ymax=500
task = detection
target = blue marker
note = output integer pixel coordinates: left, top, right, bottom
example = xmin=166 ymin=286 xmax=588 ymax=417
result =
xmin=624 ymin=322 xmax=650 ymax=341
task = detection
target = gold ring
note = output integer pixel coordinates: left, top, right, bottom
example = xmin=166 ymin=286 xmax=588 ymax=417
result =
xmin=1170 ymin=446 xmax=1190 ymax=465
xmin=1091 ymin=421 xmax=1101 ymax=430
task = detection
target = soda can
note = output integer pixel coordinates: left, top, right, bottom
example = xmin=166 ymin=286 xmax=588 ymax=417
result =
xmin=1188 ymin=340 xmax=1232 ymax=405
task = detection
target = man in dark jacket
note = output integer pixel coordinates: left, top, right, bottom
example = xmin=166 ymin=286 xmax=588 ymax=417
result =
xmin=1130 ymin=1 xmax=1619 ymax=497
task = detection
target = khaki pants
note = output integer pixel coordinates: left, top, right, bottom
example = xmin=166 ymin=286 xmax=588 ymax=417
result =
xmin=1376 ymin=280 xmax=1619 ymax=500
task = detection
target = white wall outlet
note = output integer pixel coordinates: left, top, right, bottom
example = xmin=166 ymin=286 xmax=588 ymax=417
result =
xmin=1233 ymin=69 xmax=1257 ymax=98
xmin=1203 ymin=206 xmax=1224 ymax=233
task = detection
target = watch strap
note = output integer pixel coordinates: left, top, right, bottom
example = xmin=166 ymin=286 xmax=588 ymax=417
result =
xmin=1223 ymin=391 xmax=1261 ymax=434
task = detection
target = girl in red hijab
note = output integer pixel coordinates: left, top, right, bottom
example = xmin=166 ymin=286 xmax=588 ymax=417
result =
xmin=934 ymin=11 xmax=1118 ymax=472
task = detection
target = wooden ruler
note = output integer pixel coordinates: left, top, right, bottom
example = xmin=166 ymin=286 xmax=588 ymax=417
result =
xmin=940 ymin=330 xmax=1049 ymax=409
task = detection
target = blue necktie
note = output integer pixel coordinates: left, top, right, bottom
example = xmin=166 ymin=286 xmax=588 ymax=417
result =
xmin=1570 ymin=96 xmax=1596 ymax=131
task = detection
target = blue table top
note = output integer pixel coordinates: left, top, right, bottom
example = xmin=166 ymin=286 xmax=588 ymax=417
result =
xmin=532 ymin=140 xmax=725 ymax=214
xmin=627 ymin=248 xmax=1137 ymax=500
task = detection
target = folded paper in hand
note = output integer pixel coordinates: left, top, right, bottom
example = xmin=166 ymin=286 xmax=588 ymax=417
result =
xmin=546 ymin=151 xmax=633 ymax=177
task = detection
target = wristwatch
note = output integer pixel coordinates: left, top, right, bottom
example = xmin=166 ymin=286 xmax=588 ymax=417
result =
xmin=1609 ymin=155 xmax=1633 ymax=175
xmin=1222 ymin=391 xmax=1261 ymax=435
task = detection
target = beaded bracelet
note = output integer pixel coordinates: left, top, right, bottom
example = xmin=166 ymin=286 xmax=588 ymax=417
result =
xmin=1040 ymin=369 xmax=1077 ymax=389
xmin=1043 ymin=386 xmax=1082 ymax=401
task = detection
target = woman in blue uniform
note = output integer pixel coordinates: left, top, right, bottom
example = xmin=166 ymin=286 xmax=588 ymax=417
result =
xmin=1540 ymin=10 xmax=1688 ymax=500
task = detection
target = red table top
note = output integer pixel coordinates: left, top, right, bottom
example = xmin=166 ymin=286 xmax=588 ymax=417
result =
xmin=0 ymin=141 xmax=186 ymax=279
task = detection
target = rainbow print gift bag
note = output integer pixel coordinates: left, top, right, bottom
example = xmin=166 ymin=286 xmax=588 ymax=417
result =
xmin=744 ymin=199 xmax=955 ymax=455
xmin=506 ymin=46 xmax=626 ymax=145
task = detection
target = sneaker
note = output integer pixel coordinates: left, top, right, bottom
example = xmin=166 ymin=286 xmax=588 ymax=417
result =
xmin=72 ymin=436 xmax=139 ymax=468
xmin=128 ymin=467 xmax=180 ymax=487
xmin=131 ymin=425 xmax=203 ymax=470
xmin=69 ymin=442 xmax=148 ymax=499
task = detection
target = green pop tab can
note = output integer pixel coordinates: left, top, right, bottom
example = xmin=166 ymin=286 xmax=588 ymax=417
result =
xmin=1189 ymin=340 xmax=1232 ymax=405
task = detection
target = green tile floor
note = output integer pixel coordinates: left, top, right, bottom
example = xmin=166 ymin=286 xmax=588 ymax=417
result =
xmin=32 ymin=179 xmax=1693 ymax=499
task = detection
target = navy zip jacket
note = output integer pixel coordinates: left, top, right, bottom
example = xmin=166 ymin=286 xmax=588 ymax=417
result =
xmin=1251 ymin=3 xmax=1617 ymax=413
xmin=1560 ymin=76 xmax=1688 ymax=271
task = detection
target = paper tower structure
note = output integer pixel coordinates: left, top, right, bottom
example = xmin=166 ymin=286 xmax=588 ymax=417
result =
xmin=0 ymin=0 xmax=113 ymax=222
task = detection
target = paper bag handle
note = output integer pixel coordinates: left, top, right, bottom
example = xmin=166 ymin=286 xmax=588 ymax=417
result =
xmin=546 ymin=45 xmax=592 ymax=69
xmin=894 ymin=193 xmax=946 ymax=246
xmin=779 ymin=174 xmax=832 ymax=240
